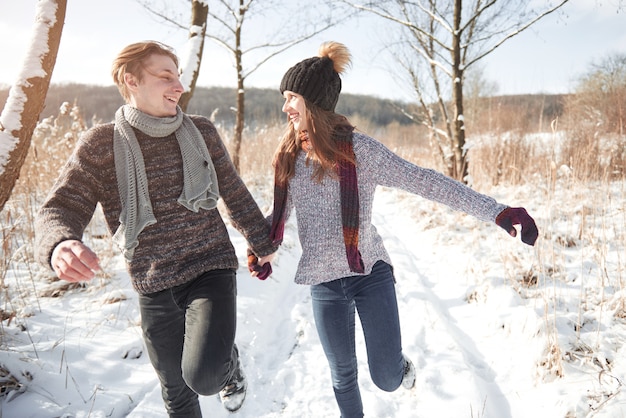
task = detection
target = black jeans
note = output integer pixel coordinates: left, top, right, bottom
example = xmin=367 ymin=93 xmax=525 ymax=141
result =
xmin=138 ymin=269 xmax=238 ymax=418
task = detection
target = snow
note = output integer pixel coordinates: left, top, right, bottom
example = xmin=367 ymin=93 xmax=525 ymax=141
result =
xmin=2 ymin=1 xmax=625 ymax=413
xmin=179 ymin=24 xmax=206 ymax=92
xmin=2 ymin=176 xmax=626 ymax=417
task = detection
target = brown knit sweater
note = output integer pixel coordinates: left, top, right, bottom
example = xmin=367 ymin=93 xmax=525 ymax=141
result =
xmin=35 ymin=115 xmax=276 ymax=295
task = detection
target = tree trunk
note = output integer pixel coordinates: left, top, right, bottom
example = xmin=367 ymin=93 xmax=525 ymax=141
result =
xmin=233 ymin=53 xmax=244 ymax=173
xmin=178 ymin=0 xmax=208 ymax=112
xmin=231 ymin=0 xmax=246 ymax=173
xmin=0 ymin=0 xmax=66 ymax=211
xmin=451 ymin=0 xmax=468 ymax=182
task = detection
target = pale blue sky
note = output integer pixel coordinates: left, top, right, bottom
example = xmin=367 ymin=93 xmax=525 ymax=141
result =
xmin=1 ymin=0 xmax=625 ymax=101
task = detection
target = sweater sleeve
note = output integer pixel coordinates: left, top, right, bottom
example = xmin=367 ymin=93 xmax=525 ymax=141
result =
xmin=34 ymin=127 xmax=109 ymax=269
xmin=356 ymin=133 xmax=507 ymax=223
xmin=193 ymin=116 xmax=278 ymax=257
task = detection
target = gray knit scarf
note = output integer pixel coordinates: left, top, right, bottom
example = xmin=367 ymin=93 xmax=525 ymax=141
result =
xmin=112 ymin=105 xmax=219 ymax=260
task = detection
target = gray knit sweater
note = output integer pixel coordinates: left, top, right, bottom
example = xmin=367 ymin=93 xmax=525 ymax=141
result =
xmin=282 ymin=132 xmax=508 ymax=285
xmin=35 ymin=115 xmax=277 ymax=295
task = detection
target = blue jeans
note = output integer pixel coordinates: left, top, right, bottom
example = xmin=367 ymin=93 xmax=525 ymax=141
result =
xmin=310 ymin=261 xmax=405 ymax=418
xmin=138 ymin=269 xmax=239 ymax=418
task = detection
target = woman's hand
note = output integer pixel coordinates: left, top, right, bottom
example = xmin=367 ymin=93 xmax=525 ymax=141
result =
xmin=495 ymin=207 xmax=539 ymax=246
xmin=247 ymin=250 xmax=275 ymax=280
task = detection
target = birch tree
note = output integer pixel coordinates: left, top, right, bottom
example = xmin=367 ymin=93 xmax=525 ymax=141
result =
xmin=0 ymin=0 xmax=66 ymax=211
xmin=342 ymin=0 xmax=569 ymax=182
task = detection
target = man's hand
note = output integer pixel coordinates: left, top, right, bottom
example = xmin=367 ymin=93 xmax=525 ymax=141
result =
xmin=51 ymin=240 xmax=101 ymax=282
xmin=247 ymin=250 xmax=275 ymax=280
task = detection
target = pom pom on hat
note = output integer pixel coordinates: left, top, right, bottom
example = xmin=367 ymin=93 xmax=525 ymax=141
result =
xmin=280 ymin=42 xmax=351 ymax=112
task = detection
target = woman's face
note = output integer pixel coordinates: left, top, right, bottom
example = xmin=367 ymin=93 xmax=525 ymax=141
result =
xmin=125 ymin=54 xmax=184 ymax=117
xmin=282 ymin=90 xmax=308 ymax=131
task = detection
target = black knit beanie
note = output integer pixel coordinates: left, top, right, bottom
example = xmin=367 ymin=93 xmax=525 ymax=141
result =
xmin=280 ymin=55 xmax=341 ymax=112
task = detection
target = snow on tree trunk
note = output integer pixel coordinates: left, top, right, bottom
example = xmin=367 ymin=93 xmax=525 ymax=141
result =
xmin=178 ymin=0 xmax=208 ymax=112
xmin=0 ymin=0 xmax=66 ymax=211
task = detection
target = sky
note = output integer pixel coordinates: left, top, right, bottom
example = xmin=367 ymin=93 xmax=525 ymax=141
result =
xmin=0 ymin=0 xmax=625 ymax=102
xmin=2 ymin=172 xmax=626 ymax=417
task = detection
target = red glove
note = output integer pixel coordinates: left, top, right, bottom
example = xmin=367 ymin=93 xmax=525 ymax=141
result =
xmin=495 ymin=207 xmax=539 ymax=246
xmin=247 ymin=249 xmax=272 ymax=280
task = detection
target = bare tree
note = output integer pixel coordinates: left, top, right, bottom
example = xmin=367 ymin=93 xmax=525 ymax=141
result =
xmin=341 ymin=0 xmax=569 ymax=182
xmin=560 ymin=52 xmax=626 ymax=180
xmin=0 ymin=0 xmax=66 ymax=211
xmin=570 ymin=53 xmax=626 ymax=135
xmin=141 ymin=0 xmax=349 ymax=172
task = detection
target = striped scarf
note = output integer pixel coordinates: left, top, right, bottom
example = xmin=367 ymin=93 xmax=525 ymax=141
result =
xmin=269 ymin=127 xmax=364 ymax=274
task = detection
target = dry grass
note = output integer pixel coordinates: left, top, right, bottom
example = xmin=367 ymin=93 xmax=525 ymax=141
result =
xmin=0 ymin=363 xmax=28 ymax=401
xmin=0 ymin=101 xmax=625 ymax=402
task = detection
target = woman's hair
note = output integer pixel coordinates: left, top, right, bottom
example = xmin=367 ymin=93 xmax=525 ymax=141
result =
xmin=111 ymin=41 xmax=179 ymax=103
xmin=274 ymin=42 xmax=355 ymax=184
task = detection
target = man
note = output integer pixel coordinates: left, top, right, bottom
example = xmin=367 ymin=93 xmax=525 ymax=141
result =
xmin=34 ymin=41 xmax=276 ymax=417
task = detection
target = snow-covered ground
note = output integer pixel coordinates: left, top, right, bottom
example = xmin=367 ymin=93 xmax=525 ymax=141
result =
xmin=1 ymin=178 xmax=625 ymax=418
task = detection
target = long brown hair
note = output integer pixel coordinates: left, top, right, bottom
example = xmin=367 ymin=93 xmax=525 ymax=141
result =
xmin=274 ymin=41 xmax=356 ymax=184
xmin=273 ymin=102 xmax=355 ymax=184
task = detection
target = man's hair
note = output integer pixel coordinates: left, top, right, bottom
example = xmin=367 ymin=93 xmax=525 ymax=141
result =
xmin=111 ymin=41 xmax=179 ymax=102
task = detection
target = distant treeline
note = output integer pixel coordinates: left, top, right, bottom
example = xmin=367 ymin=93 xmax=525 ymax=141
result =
xmin=0 ymin=83 xmax=565 ymax=132
xmin=0 ymin=83 xmax=413 ymax=128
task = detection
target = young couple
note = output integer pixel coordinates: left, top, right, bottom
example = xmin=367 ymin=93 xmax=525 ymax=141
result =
xmin=35 ymin=40 xmax=538 ymax=417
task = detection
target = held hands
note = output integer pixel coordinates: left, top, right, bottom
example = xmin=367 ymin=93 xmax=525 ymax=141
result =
xmin=495 ymin=207 xmax=539 ymax=246
xmin=51 ymin=239 xmax=101 ymax=282
xmin=247 ymin=249 xmax=273 ymax=280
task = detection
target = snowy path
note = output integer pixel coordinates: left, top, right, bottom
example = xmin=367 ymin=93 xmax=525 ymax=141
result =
xmin=6 ymin=186 xmax=626 ymax=417
xmin=369 ymin=190 xmax=546 ymax=418
xmin=126 ymin=189 xmax=532 ymax=418
xmin=4 ymin=188 xmax=549 ymax=418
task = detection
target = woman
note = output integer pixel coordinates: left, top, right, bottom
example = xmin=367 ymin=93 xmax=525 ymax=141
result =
xmin=35 ymin=41 xmax=277 ymax=416
xmin=249 ymin=41 xmax=538 ymax=417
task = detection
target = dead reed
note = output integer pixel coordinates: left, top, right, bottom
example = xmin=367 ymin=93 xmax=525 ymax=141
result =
xmin=0 ymin=102 xmax=624 ymax=402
